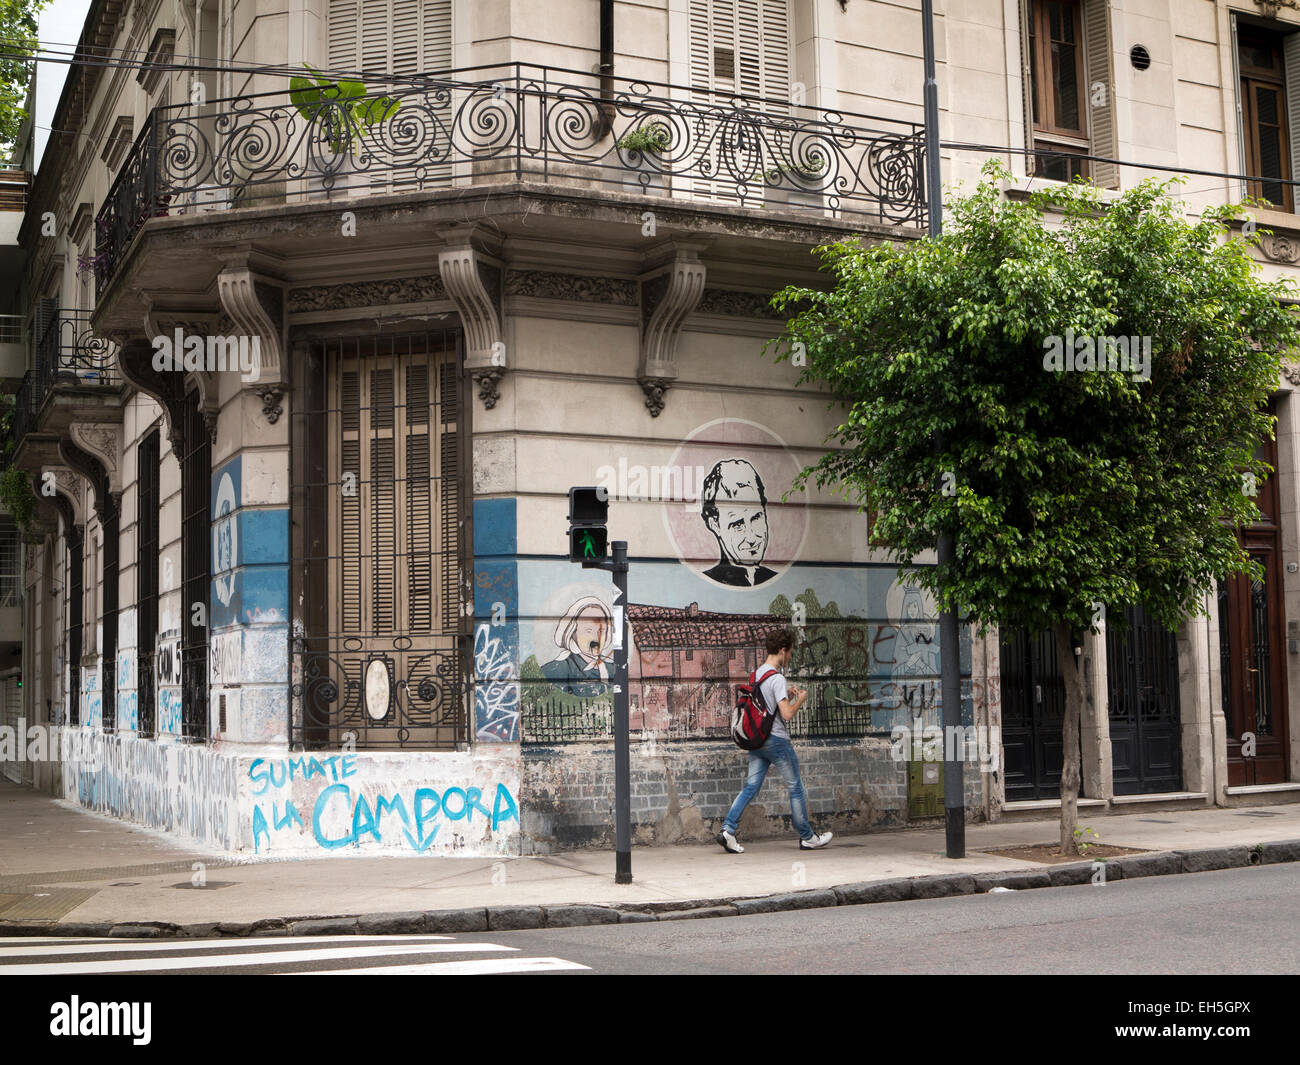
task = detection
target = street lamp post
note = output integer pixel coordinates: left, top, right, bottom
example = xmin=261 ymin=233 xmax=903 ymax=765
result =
xmin=922 ymin=0 xmax=966 ymax=859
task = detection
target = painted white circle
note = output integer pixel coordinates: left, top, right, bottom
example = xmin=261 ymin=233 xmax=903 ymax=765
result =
xmin=212 ymin=472 xmax=238 ymax=607
xmin=365 ymin=659 xmax=391 ymax=720
xmin=662 ymin=418 xmax=809 ymax=590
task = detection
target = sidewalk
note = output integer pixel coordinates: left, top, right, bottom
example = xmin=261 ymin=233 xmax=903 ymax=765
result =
xmin=2 ymin=778 xmax=1298 ymax=934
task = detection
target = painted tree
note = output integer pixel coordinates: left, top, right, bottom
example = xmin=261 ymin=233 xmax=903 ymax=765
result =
xmin=773 ymin=163 xmax=1298 ymax=853
xmin=0 ymin=0 xmax=48 ymax=160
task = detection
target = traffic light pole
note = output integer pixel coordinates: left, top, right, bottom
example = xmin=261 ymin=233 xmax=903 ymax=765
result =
xmin=584 ymin=540 xmax=632 ymax=884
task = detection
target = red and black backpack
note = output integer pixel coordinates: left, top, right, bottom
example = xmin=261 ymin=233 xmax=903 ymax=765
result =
xmin=731 ymin=665 xmax=780 ymax=750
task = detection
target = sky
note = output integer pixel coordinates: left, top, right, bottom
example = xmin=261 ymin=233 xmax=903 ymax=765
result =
xmin=32 ymin=0 xmax=94 ymax=171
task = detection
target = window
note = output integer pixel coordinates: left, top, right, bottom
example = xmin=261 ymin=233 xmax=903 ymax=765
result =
xmin=1023 ymin=0 xmax=1117 ymax=187
xmin=137 ymin=429 xmax=160 ymax=736
xmin=1238 ymin=25 xmax=1294 ymax=212
xmin=0 ymin=519 xmax=20 ymax=609
xmin=1027 ymin=0 xmax=1088 ymax=181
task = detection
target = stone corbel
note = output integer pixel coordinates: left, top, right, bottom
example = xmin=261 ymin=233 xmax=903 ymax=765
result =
xmin=40 ymin=466 xmax=87 ymax=530
xmin=638 ymin=246 xmax=707 ymax=417
xmin=217 ymin=267 xmax=287 ymax=425
xmin=118 ymin=333 xmax=189 ymax=453
xmin=59 ymin=436 xmax=118 ymax=522
xmin=437 ymin=245 xmax=503 ymax=409
xmin=68 ymin=423 xmax=124 ymax=498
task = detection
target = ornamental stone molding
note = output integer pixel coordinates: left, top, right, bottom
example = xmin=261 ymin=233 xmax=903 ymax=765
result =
xmin=696 ymin=287 xmax=783 ymax=319
xmin=438 ymin=244 xmax=504 ymax=409
xmin=217 ymin=267 xmax=285 ymax=391
xmin=638 ymin=245 xmax=707 ymax=417
xmin=1259 ymin=231 xmax=1300 ymax=265
xmin=288 ymin=274 xmax=448 ymax=313
xmin=68 ymin=423 xmax=123 ymax=496
xmin=118 ymin=331 xmax=189 ymax=453
xmin=504 ymin=270 xmax=638 ymax=305
xmin=59 ymin=436 xmax=118 ymax=522
xmin=1285 ymin=363 xmax=1300 ymax=387
xmin=39 ymin=466 xmax=86 ymax=528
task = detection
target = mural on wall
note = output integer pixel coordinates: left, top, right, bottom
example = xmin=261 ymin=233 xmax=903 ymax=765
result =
xmin=663 ymin=420 xmax=807 ymax=589
xmin=540 ymin=595 xmax=614 ymax=695
xmin=510 ymin=417 xmax=979 ymax=744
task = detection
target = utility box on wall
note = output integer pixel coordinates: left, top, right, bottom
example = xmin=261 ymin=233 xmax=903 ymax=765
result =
xmin=907 ymin=759 xmax=944 ymax=818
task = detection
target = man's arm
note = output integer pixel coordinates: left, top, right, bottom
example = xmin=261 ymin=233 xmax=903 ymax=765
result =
xmin=777 ymin=686 xmax=807 ymax=721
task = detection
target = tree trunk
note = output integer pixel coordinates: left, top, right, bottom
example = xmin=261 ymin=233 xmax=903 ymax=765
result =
xmin=1052 ymin=621 xmax=1086 ymax=856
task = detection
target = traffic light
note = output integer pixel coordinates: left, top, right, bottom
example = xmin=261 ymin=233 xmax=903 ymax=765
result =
xmin=568 ymin=486 xmax=608 ymax=562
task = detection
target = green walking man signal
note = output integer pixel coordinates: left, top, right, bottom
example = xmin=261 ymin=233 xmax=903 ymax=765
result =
xmin=567 ymin=486 xmax=608 ymax=563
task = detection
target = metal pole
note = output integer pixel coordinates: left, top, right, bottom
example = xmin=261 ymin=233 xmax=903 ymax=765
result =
xmin=922 ymin=0 xmax=965 ymax=859
xmin=611 ymin=540 xmax=632 ymax=883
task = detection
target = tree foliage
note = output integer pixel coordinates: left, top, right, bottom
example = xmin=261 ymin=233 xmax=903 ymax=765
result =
xmin=774 ymin=164 xmax=1294 ymax=638
xmin=0 ymin=0 xmax=49 ymax=160
xmin=772 ymin=164 xmax=1299 ymax=851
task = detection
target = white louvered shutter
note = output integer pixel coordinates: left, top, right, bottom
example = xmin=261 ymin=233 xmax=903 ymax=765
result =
xmin=328 ymin=0 xmax=451 ymax=78
xmin=687 ymin=0 xmax=793 ymax=201
xmin=1282 ymin=31 xmax=1300 ymax=201
xmin=327 ymin=0 xmax=453 ymax=191
xmin=1083 ymin=0 xmax=1118 ymax=189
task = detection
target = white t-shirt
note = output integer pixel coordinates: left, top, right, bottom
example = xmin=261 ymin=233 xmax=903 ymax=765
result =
xmin=757 ymin=667 xmax=789 ymax=740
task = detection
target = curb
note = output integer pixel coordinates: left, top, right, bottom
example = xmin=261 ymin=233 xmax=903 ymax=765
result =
xmin=3 ymin=838 xmax=1297 ymax=939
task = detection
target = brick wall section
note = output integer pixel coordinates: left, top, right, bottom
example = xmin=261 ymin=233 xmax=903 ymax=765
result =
xmin=521 ymin=739 xmax=986 ymax=853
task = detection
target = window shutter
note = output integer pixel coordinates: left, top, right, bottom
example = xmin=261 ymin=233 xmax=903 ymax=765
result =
xmin=1018 ymin=0 xmax=1034 ymax=172
xmin=330 ymin=0 xmax=451 ymax=76
xmin=1282 ymin=30 xmax=1300 ymax=197
xmin=328 ymin=0 xmax=358 ymax=71
xmin=1230 ymin=15 xmax=1248 ymax=202
xmin=688 ymin=0 xmax=790 ymax=102
xmin=1084 ymin=0 xmax=1118 ymax=188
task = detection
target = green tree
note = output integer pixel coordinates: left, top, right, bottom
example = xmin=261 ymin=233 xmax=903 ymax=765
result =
xmin=773 ymin=163 xmax=1298 ymax=854
xmin=0 ymin=0 xmax=48 ymax=160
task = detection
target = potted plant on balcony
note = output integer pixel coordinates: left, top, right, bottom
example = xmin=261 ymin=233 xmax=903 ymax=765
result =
xmin=617 ymin=121 xmax=671 ymax=195
xmin=762 ymin=157 xmax=826 ymax=210
xmin=290 ymin=65 xmax=401 ymax=198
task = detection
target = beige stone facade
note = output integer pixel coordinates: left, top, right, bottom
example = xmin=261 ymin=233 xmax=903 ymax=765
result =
xmin=1 ymin=0 xmax=1296 ymax=855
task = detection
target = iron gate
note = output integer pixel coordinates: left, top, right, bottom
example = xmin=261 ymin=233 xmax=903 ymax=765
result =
xmin=1106 ymin=603 xmax=1182 ymax=794
xmin=290 ymin=330 xmax=469 ymax=749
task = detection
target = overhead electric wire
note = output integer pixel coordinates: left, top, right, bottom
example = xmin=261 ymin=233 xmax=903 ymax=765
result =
xmin=3 ymin=36 xmax=1295 ymax=203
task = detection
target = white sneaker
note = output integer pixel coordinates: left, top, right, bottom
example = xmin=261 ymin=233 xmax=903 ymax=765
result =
xmin=800 ymin=831 xmax=833 ymax=850
xmin=717 ymin=831 xmax=744 ymax=854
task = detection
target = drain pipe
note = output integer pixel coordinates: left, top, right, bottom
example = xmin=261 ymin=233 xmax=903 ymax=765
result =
xmin=596 ymin=0 xmax=615 ymax=139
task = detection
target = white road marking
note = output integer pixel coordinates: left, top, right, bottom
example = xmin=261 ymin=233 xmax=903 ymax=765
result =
xmin=0 ymin=942 xmax=515 ymax=974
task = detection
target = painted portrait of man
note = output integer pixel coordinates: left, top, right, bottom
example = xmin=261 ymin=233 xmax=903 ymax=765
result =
xmin=700 ymin=458 xmax=777 ymax=587
xmin=541 ymin=595 xmax=614 ymax=696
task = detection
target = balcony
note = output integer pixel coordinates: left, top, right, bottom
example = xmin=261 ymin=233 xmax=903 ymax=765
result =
xmin=10 ymin=311 xmax=121 ymax=469
xmin=94 ymin=63 xmax=927 ymax=289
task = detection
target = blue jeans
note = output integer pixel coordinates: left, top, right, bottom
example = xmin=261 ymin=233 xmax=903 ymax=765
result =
xmin=722 ymin=734 xmax=813 ymax=841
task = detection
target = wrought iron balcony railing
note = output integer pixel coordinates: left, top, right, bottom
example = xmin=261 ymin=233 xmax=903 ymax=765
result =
xmin=9 ymin=311 xmax=119 ymax=450
xmin=95 ymin=63 xmax=927 ymax=287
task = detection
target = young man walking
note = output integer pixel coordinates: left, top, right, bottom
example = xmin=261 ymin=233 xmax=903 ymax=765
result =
xmin=717 ymin=628 xmax=833 ymax=852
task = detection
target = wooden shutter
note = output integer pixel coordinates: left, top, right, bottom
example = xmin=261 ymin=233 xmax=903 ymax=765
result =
xmin=1283 ymin=30 xmax=1300 ymax=194
xmin=329 ymin=0 xmax=451 ymax=76
xmin=1231 ymin=15 xmax=1246 ymax=200
xmin=1084 ymin=0 xmax=1117 ymax=188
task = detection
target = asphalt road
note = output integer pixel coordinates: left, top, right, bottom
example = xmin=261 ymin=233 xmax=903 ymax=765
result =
xmin=8 ymin=864 xmax=1298 ymax=976
xmin=454 ymin=862 xmax=1300 ymax=975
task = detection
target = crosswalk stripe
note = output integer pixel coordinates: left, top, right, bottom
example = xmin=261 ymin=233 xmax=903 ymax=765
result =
xmin=0 ymin=942 xmax=516 ymax=975
xmin=295 ymin=956 xmax=591 ymax=975
xmin=0 ymin=935 xmax=453 ymax=958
